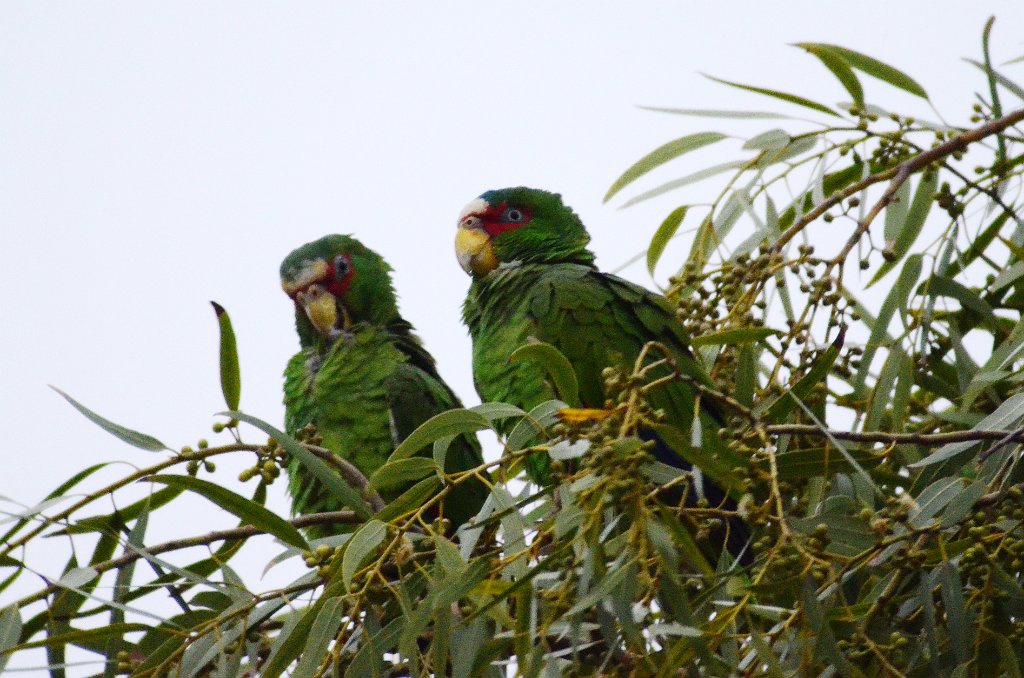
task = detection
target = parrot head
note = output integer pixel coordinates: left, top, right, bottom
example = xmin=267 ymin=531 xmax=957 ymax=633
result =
xmin=280 ymin=235 xmax=397 ymax=343
xmin=455 ymin=187 xmax=595 ymax=277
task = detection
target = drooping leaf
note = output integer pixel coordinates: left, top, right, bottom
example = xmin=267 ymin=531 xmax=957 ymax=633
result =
xmin=368 ymin=457 xmax=439 ymax=492
xmin=388 ymin=409 xmax=491 ymax=462
xmin=795 ymin=43 xmax=864 ymax=107
xmin=228 ymin=411 xmax=373 ymax=519
xmin=704 ymin=75 xmax=842 ymax=117
xmin=342 ymin=519 xmax=387 ymax=590
xmin=691 ymin=327 xmax=778 ymax=347
xmin=510 ymin=341 xmax=580 ymax=407
xmin=50 ymin=386 xmax=168 ymax=451
xmin=647 ymin=205 xmax=689 ymax=276
xmin=605 ymin=132 xmax=728 ymax=202
xmin=798 ymin=43 xmax=928 ymax=98
xmin=869 ymin=170 xmax=939 ymax=286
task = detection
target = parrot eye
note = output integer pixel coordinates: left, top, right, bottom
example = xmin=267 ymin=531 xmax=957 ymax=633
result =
xmin=334 ymin=255 xmax=351 ymax=278
xmin=503 ymin=208 xmax=525 ymax=223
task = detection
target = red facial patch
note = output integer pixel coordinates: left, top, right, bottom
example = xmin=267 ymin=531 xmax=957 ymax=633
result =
xmin=324 ymin=253 xmax=355 ymax=298
xmin=479 ymin=202 xmax=532 ymax=237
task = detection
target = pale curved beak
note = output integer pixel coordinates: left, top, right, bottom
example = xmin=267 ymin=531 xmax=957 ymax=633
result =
xmin=296 ymin=284 xmax=339 ymax=336
xmin=455 ymin=221 xmax=499 ymax=276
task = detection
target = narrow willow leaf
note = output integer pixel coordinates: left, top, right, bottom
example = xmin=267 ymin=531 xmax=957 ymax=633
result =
xmin=368 ymin=457 xmax=438 ymax=492
xmin=743 ymin=128 xmax=790 ymax=151
xmin=210 ymin=302 xmax=240 ymax=411
xmin=229 ymin=411 xmax=373 ymax=519
xmin=909 ymin=478 xmax=966 ymax=528
xmin=510 ymin=342 xmax=580 ymax=406
xmin=620 ymin=162 xmax=745 ymax=208
xmin=388 ymin=409 xmax=490 ymax=462
xmin=853 ymin=255 xmax=922 ymax=398
xmin=638 ymin=106 xmax=792 ymax=119
xmin=939 ymin=562 xmax=971 ymax=663
xmin=883 ymin=178 xmax=912 ymax=243
xmin=691 ymin=327 xmax=777 ymax=347
xmin=0 ymin=606 xmax=21 ymax=673
xmin=870 ymin=170 xmax=939 ymax=286
xmin=801 ymin=580 xmax=847 ymax=671
xmin=8 ymin=623 xmax=151 ymax=653
xmin=506 ymin=400 xmax=566 ymax=451
xmin=291 ymin=598 xmax=345 ymax=678
xmin=762 ymin=337 xmax=841 ymax=423
xmin=342 ymin=519 xmax=387 ymax=590
xmin=50 ymin=387 xmax=167 ymax=451
xmin=647 ymin=206 xmax=689 ymax=276
xmin=376 ymin=476 xmax=443 ymax=523
xmin=965 ymin=58 xmax=1024 ymax=102
xmin=604 ymin=132 xmax=727 ymax=203
xmin=148 ymin=475 xmax=308 ymax=551
xmin=56 ymin=567 xmax=98 ymax=590
xmin=801 ymin=44 xmax=928 ymax=98
xmin=260 ymin=581 xmax=345 ymax=678
xmin=704 ymin=74 xmax=842 ymax=117
xmin=794 ymin=43 xmax=864 ymax=107
xmin=469 ymin=402 xmax=526 ymax=422
xmin=911 ymin=393 xmax=1024 ymax=468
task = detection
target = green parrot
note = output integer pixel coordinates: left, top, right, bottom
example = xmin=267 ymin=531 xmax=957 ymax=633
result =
xmin=281 ymin=235 xmax=488 ymax=536
xmin=455 ymin=187 xmax=751 ymax=564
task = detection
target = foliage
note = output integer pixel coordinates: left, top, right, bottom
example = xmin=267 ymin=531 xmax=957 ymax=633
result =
xmin=5 ymin=18 xmax=1024 ymax=677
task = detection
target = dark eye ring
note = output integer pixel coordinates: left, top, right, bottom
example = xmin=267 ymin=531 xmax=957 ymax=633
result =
xmin=506 ymin=208 xmax=524 ymax=222
xmin=334 ymin=255 xmax=350 ymax=277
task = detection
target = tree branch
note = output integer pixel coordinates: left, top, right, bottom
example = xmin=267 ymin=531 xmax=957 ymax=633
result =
xmin=14 ymin=509 xmax=358 ymax=609
xmin=769 ymin=106 xmax=1024 ymax=254
xmin=302 ymin=443 xmax=386 ymax=512
xmin=765 ymin=423 xmax=1024 ymax=446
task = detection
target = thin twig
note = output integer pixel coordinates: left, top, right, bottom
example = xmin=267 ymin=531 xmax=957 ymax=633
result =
xmin=765 ymin=423 xmax=1024 ymax=446
xmin=13 ymin=509 xmax=358 ymax=609
xmin=769 ymin=106 xmax=1024 ymax=254
xmin=303 ymin=444 xmax=386 ymax=512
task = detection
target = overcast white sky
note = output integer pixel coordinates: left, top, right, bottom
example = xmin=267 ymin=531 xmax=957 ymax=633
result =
xmin=2 ymin=3 xmax=1024 ymax=673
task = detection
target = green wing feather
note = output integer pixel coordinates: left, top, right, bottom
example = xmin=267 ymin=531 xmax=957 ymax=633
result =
xmin=284 ymin=324 xmax=487 ymax=532
xmin=467 ymin=263 xmax=728 ymax=481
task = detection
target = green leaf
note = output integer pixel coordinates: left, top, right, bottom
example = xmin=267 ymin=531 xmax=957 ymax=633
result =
xmin=638 ymin=106 xmax=793 ymax=119
xmin=647 ymin=206 xmax=689 ymax=276
xmin=604 ymin=132 xmax=727 ymax=202
xmin=691 ymin=327 xmax=778 ymax=347
xmin=291 ymin=597 xmax=344 ymax=678
xmin=368 ymin=457 xmax=438 ymax=492
xmin=210 ymin=302 xmax=240 ymax=411
xmin=853 ymin=255 xmax=922 ymax=399
xmin=0 ymin=607 xmax=21 ymax=672
xmin=704 ymin=75 xmax=841 ymax=117
xmin=869 ymin=170 xmax=939 ymax=286
xmin=800 ymin=43 xmax=928 ymax=98
xmin=342 ymin=519 xmax=387 ymax=590
xmin=911 ymin=393 xmax=1024 ymax=468
xmin=261 ymin=581 xmax=345 ymax=678
xmin=50 ymin=386 xmax=167 ymax=451
xmin=883 ymin=178 xmax=912 ymax=244
xmin=794 ymin=43 xmax=864 ymax=107
xmin=939 ymin=561 xmax=971 ymax=663
xmin=148 ymin=475 xmax=308 ymax=551
xmin=510 ymin=341 xmax=580 ymax=407
xmin=229 ymin=411 xmax=373 ymax=519
xmin=376 ymin=476 xmax=443 ymax=523
xmin=620 ymin=161 xmax=746 ymax=208
xmin=762 ymin=337 xmax=842 ymax=423
xmin=388 ymin=409 xmax=490 ymax=463
xmin=4 ymin=623 xmax=150 ymax=653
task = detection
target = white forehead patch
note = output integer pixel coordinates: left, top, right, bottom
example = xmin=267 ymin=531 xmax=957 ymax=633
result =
xmin=458 ymin=197 xmax=490 ymax=221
